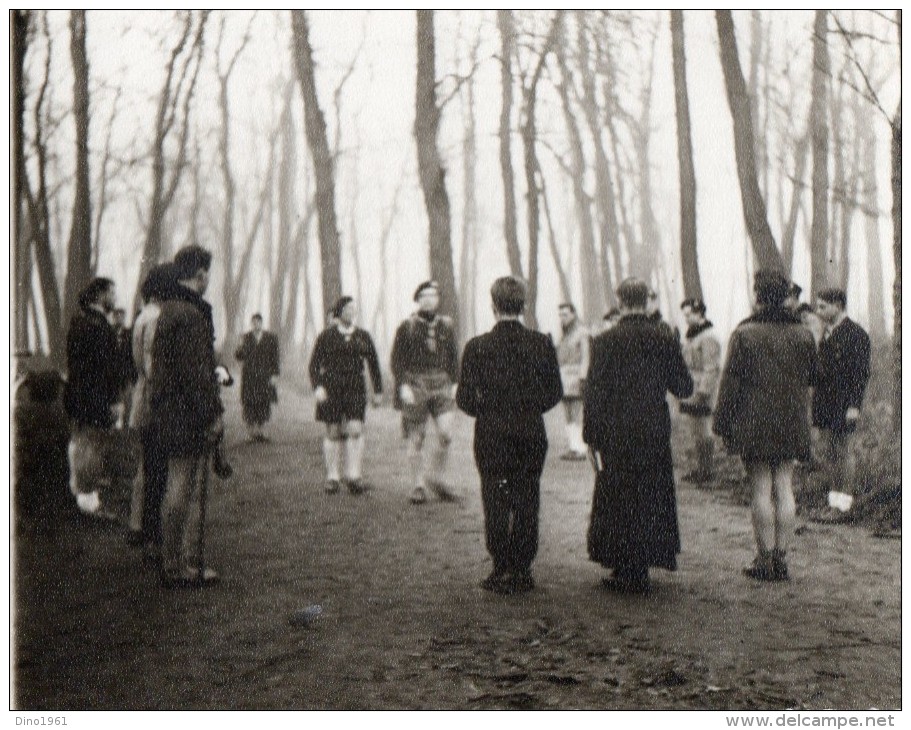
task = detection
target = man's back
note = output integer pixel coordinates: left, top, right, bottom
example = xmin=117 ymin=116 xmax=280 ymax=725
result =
xmin=584 ymin=314 xmax=693 ymax=461
xmin=457 ymin=320 xmax=563 ymax=427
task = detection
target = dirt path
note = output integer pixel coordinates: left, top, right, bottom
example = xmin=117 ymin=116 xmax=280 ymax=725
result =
xmin=14 ymin=387 xmax=901 ymax=709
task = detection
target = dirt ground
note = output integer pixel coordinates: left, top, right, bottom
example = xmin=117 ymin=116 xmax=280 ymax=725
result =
xmin=13 ymin=386 xmax=901 ymax=710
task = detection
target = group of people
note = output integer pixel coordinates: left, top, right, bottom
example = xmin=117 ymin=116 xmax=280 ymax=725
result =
xmin=61 ymin=245 xmax=282 ymax=588
xmin=52 ymin=241 xmax=871 ymax=596
xmin=307 ymin=269 xmax=870 ymax=596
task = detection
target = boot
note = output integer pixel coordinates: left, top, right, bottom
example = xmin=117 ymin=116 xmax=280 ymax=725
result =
xmin=743 ymin=550 xmax=777 ymax=581
xmin=770 ymin=548 xmax=790 ymax=581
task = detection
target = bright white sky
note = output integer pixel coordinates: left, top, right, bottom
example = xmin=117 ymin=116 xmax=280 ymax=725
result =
xmin=25 ymin=10 xmax=899 ymax=353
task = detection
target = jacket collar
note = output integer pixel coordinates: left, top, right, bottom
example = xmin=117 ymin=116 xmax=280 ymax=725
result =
xmin=741 ymin=306 xmax=800 ymax=326
xmin=685 ymin=320 xmax=714 ymax=340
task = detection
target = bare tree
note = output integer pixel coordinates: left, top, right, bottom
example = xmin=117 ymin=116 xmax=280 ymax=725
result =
xmin=715 ymin=10 xmax=784 ymax=273
xmin=459 ymin=34 xmax=481 ymax=342
xmin=133 ymin=11 xmax=208 ymax=314
xmin=860 ymin=114 xmax=887 ymax=340
xmin=62 ymin=10 xmax=92 ymax=328
xmin=496 ymin=10 xmax=524 ymax=280
xmin=807 ymin=9 xmax=832 ymax=295
xmin=13 ymin=10 xmax=31 ymax=353
xmin=671 ymin=11 xmax=703 ymax=300
xmin=890 ymin=11 xmax=900 ymax=433
xmin=414 ymin=10 xmax=459 ymax=333
xmin=554 ymin=17 xmax=605 ymax=321
xmin=291 ymin=10 xmax=343 ymax=321
xmin=519 ymin=13 xmax=561 ymax=330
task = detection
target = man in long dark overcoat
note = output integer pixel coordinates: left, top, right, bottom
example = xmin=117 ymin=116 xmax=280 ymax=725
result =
xmin=584 ymin=278 xmax=693 ymax=594
xmin=456 ymin=276 xmax=563 ymax=595
xmin=235 ymin=314 xmax=281 ymax=442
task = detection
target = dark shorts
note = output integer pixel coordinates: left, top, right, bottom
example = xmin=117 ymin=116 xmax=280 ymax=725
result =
xmin=317 ymin=389 xmax=367 ymax=425
xmin=402 ymin=372 xmax=454 ymax=437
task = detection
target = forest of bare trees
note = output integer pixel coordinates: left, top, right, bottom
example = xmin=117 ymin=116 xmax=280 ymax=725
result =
xmin=11 ymin=10 xmax=902 ymax=431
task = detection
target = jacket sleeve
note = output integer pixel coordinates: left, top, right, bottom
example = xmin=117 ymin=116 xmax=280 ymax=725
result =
xmin=180 ymin=312 xmax=223 ymax=426
xmin=667 ymin=334 xmax=695 ymax=400
xmin=270 ymin=334 xmax=281 ymax=376
xmin=713 ymin=329 xmax=745 ymax=441
xmin=308 ymin=333 xmax=326 ymax=389
xmin=363 ymin=333 xmax=383 ymax=394
xmin=235 ymin=335 xmax=250 ymax=361
xmin=537 ymin=335 xmax=564 ymax=413
xmin=445 ymin=323 xmax=460 ymax=383
xmin=390 ymin=323 xmax=408 ymax=384
xmin=583 ymin=337 xmax=606 ymax=447
xmin=696 ymin=333 xmax=722 ymax=397
xmin=846 ymin=326 xmax=871 ymax=409
xmin=455 ymin=339 xmax=479 ymax=417
xmin=579 ymin=327 xmax=591 ymax=379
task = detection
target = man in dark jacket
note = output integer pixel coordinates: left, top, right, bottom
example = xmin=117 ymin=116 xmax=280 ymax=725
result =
xmin=235 ymin=314 xmax=281 ymax=442
xmin=391 ymin=281 xmax=461 ymax=504
xmin=149 ymin=246 xmax=224 ymax=588
xmin=812 ymin=288 xmax=871 ymax=515
xmin=64 ymin=277 xmax=120 ymax=515
xmin=456 ymin=276 xmax=563 ymax=595
xmin=584 ymin=278 xmax=694 ymax=594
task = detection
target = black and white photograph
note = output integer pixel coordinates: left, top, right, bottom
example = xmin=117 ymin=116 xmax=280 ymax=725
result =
xmin=10 ymin=8 xmax=902 ymax=716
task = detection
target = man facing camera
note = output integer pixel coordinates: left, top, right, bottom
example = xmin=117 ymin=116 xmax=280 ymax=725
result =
xmin=456 ymin=276 xmax=563 ymax=595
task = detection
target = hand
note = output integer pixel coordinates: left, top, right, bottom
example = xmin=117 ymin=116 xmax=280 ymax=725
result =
xmin=449 ymin=383 xmax=458 ymax=400
xmin=400 ymin=384 xmax=415 ymax=406
xmin=269 ymin=375 xmax=278 ymax=387
xmin=314 ymin=386 xmax=328 ymax=404
xmin=371 ymin=393 xmax=383 ymax=408
xmin=845 ymin=407 xmax=860 ymax=423
xmin=207 ymin=415 xmax=225 ymax=444
xmin=215 ymin=365 xmax=233 ymax=386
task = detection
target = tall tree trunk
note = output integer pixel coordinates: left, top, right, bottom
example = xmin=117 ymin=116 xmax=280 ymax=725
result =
xmin=63 ymin=10 xmax=92 ymax=330
xmin=414 ymin=10 xmax=459 ymax=334
xmin=134 ymin=12 xmax=207 ymax=315
xmin=891 ymin=14 xmax=901 ymax=434
xmin=781 ymin=129 xmax=810 ymax=276
xmin=715 ymin=10 xmax=784 ymax=273
xmin=538 ymin=162 xmax=573 ymax=304
xmin=270 ymin=96 xmax=295 ymax=340
xmin=291 ymin=11 xmax=343 ymax=322
xmin=808 ymin=9 xmax=831 ymax=296
xmin=459 ymin=38 xmax=480 ymax=343
xmin=671 ymin=11 xmax=702 ymax=301
xmin=496 ymin=10 xmax=524 ymax=279
xmin=861 ymin=120 xmax=886 ymax=341
xmin=13 ymin=10 xmax=30 ymax=353
xmin=556 ymin=44 xmax=604 ymax=320
xmin=575 ymin=13 xmax=622 ymax=298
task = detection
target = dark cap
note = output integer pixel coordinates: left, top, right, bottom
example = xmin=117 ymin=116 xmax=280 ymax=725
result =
xmin=332 ymin=296 xmax=354 ymax=319
xmin=616 ymin=278 xmax=649 ymax=309
xmin=413 ymin=280 xmax=440 ymax=302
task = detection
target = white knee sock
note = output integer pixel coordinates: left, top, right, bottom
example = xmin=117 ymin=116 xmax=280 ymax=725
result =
xmin=347 ymin=435 xmax=364 ymax=481
xmin=569 ymin=423 xmax=584 ymax=453
xmin=323 ymin=438 xmax=341 ymax=481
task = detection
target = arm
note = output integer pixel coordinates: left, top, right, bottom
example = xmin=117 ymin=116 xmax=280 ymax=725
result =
xmin=455 ymin=340 xmax=479 ymax=417
xmin=180 ymin=313 xmax=223 ymax=427
xmin=235 ymin=334 xmax=250 ymax=361
xmin=445 ymin=323 xmax=460 ymax=384
xmin=667 ymin=334 xmax=695 ymax=400
xmin=846 ymin=328 xmax=871 ymax=409
xmin=270 ymin=334 xmax=281 ymax=377
xmin=582 ymin=337 xmax=606 ymax=447
xmin=538 ymin=336 xmax=564 ymax=413
xmin=363 ymin=332 xmax=383 ymax=394
xmin=713 ymin=330 xmax=745 ymax=440
xmin=579 ymin=328 xmax=591 ymax=379
xmin=389 ymin=323 xmax=408 ymax=384
xmin=698 ymin=334 xmax=722 ymax=397
xmin=308 ymin=333 xmax=325 ymax=389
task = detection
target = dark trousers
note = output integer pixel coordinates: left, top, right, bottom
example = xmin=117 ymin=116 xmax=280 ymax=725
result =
xmin=480 ymin=477 xmax=540 ymax=574
xmin=140 ymin=425 xmax=168 ymax=545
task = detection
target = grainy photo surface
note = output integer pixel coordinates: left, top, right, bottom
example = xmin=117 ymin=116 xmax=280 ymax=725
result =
xmin=11 ymin=9 xmax=902 ymax=713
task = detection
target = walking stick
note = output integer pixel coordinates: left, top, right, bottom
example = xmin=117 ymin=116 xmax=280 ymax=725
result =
xmin=196 ymin=448 xmax=212 ymax=585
